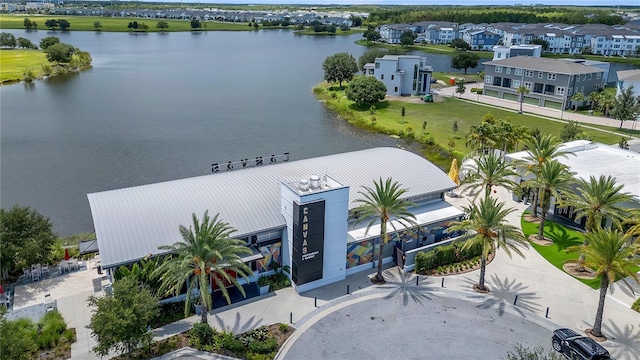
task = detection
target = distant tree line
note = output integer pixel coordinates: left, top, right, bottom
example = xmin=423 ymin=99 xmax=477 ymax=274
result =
xmin=364 ymin=6 xmax=624 ymax=26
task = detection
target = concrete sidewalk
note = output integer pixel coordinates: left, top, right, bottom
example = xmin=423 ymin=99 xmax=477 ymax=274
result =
xmin=436 ymin=83 xmax=639 ymax=136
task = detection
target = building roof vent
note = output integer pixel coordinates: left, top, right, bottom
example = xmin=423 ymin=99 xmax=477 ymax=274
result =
xmin=298 ymin=179 xmax=309 ymax=192
xmin=309 ymin=175 xmax=321 ymax=189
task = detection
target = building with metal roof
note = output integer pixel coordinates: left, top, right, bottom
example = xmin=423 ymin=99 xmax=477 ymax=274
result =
xmin=506 ymin=140 xmax=640 ymax=227
xmin=88 ymin=147 xmax=461 ymax=292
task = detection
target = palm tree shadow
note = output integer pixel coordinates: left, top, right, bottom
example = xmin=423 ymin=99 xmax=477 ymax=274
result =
xmin=544 ymin=222 xmax=582 ymax=251
xmin=377 ymin=267 xmax=437 ymax=307
xmin=459 ymin=274 xmax=541 ymax=317
xmin=211 ymin=311 xmax=264 ymax=334
xmin=578 ymin=320 xmax=640 ymax=360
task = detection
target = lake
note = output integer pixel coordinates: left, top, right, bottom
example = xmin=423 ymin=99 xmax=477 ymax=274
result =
xmin=0 ymin=29 xmax=635 ymax=236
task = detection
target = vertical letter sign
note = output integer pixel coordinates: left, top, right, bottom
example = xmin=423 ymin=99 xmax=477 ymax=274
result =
xmin=292 ymin=200 xmax=325 ymax=286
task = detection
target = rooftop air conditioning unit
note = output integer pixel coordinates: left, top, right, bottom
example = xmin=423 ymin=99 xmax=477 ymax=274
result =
xmin=299 ymin=179 xmax=309 ymax=192
xmin=309 ymin=175 xmax=320 ymax=189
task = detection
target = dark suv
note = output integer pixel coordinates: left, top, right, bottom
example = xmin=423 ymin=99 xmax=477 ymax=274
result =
xmin=552 ymin=328 xmax=611 ymax=360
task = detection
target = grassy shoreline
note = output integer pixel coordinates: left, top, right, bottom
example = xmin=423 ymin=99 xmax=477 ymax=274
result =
xmin=0 ymin=49 xmax=48 ymax=84
xmin=313 ymin=81 xmax=620 ymax=171
xmin=0 ymin=15 xmax=253 ymax=32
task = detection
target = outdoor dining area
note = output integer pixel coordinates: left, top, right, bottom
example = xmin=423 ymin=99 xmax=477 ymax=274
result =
xmin=23 ymin=249 xmax=83 ymax=282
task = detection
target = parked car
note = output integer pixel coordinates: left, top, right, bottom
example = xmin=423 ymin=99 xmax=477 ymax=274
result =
xmin=552 ymin=328 xmax=611 ymax=360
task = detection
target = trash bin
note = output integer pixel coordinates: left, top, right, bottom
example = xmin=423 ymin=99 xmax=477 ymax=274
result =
xmin=449 ymin=77 xmax=456 ymax=86
xmin=97 ymin=265 xmax=102 ymax=275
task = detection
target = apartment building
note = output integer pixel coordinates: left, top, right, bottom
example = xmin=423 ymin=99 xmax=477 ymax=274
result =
xmin=483 ymin=57 xmax=605 ymax=109
xmin=363 ymin=55 xmax=433 ymax=96
xmin=462 ymin=30 xmax=501 ymax=50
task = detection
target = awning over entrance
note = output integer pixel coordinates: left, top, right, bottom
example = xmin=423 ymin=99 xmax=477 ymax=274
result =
xmin=240 ymin=245 xmax=264 ymax=263
xmin=347 ymin=202 xmax=464 ymax=243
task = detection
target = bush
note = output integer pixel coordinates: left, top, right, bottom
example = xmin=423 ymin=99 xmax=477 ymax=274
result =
xmin=248 ymin=338 xmax=278 ymax=354
xmin=434 ymin=244 xmax=456 ymax=266
xmin=633 ymin=297 xmax=640 ymax=313
xmin=246 ymin=352 xmax=275 ymax=360
xmin=189 ymin=323 xmax=215 ymax=345
xmin=279 ymin=323 xmax=289 ymax=333
xmin=458 ymin=241 xmax=483 ymax=260
xmin=37 ymin=310 xmax=67 ymax=349
xmin=415 ymin=251 xmax=437 ymax=272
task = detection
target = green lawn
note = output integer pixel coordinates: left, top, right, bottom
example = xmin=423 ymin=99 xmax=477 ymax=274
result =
xmin=293 ymin=28 xmax=364 ymax=36
xmin=0 ymin=49 xmax=47 ymax=83
xmin=0 ymin=15 xmax=253 ymax=32
xmin=520 ymin=212 xmax=601 ymax=289
xmin=314 ymin=82 xmax=621 ymax=170
xmin=355 ymin=40 xmax=493 ymax=57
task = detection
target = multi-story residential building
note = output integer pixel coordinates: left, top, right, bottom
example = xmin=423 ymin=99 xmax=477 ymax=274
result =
xmin=483 ymin=57 xmax=605 ymax=109
xmin=377 ymin=24 xmax=417 ymax=44
xmin=492 ymin=44 xmax=542 ymax=60
xmin=462 ymin=30 xmax=501 ymax=50
xmin=363 ymin=55 xmax=433 ymax=96
xmin=616 ymin=69 xmax=640 ymax=98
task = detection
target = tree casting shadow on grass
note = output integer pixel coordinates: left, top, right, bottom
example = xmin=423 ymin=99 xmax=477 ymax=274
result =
xmin=543 ymin=222 xmax=583 ymax=253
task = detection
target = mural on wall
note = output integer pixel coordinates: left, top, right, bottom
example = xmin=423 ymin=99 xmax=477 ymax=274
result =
xmin=346 ymin=240 xmax=374 ymax=268
xmin=257 ymin=242 xmax=282 ymax=273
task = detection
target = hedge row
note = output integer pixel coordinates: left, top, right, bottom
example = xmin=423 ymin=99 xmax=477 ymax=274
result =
xmin=415 ymin=240 xmax=484 ymax=273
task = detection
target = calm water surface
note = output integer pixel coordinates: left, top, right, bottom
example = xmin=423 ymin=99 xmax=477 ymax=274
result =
xmin=1 ymin=30 xmax=635 ymax=236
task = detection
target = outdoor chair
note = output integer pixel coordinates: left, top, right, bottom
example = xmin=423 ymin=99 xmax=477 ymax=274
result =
xmin=31 ymin=270 xmax=40 ymax=282
xmin=69 ymin=258 xmax=79 ymax=271
xmin=60 ymin=261 xmax=70 ymax=274
xmin=44 ymin=294 xmax=55 ymax=312
xmin=22 ymin=268 xmax=30 ymax=279
xmin=41 ymin=264 xmax=50 ymax=277
xmin=1 ymin=291 xmax=10 ymax=308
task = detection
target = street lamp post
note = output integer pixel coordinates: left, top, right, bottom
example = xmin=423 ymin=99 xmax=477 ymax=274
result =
xmin=476 ymin=71 xmax=480 ymax=102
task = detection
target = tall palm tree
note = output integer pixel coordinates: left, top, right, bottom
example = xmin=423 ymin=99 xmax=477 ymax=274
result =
xmin=523 ymin=134 xmax=573 ymax=217
xmin=524 ymin=160 xmax=575 ymax=240
xmin=596 ymin=92 xmax=614 ymax=117
xmin=516 ymin=85 xmax=529 ymax=113
xmin=352 ymin=178 xmax=417 ymax=283
xmin=568 ymin=229 xmax=639 ymax=338
xmin=461 ymin=150 xmax=519 ymax=200
xmin=153 ymin=211 xmax=252 ymax=324
xmin=566 ymin=175 xmax=632 ymax=263
xmin=447 ymin=196 xmax=528 ymax=292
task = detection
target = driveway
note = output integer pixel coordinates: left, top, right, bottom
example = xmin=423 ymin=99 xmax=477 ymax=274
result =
xmin=279 ymin=286 xmax=555 ymax=360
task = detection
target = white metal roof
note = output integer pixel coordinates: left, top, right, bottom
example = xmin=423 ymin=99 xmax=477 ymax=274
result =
xmin=506 ymin=141 xmax=640 ymax=203
xmin=88 ymin=147 xmax=457 ymax=269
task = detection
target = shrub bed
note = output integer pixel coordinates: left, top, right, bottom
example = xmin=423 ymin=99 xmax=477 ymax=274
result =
xmin=415 ymin=240 xmax=487 ymax=275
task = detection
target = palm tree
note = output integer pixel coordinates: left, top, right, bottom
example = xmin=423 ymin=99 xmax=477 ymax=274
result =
xmin=516 ymin=85 xmax=529 ymax=113
xmin=623 ymin=209 xmax=640 ymax=237
xmin=153 ymin=211 xmax=252 ymax=324
xmin=524 ymin=160 xmax=575 ymax=240
xmin=568 ymin=229 xmax=639 ymax=338
xmin=461 ymin=150 xmax=519 ymax=200
xmin=465 ymin=121 xmax=495 ymax=150
xmin=596 ymin=92 xmax=614 ymax=117
xmin=565 ymin=175 xmax=632 ymax=264
xmin=447 ymin=196 xmax=528 ymax=292
xmin=523 ymin=134 xmax=573 ymax=217
xmin=351 ymin=178 xmax=417 ymax=283
xmin=571 ymin=92 xmax=585 ymax=112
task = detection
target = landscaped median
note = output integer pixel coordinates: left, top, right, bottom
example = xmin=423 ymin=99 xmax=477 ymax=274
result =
xmin=313 ymin=81 xmax=622 ymax=171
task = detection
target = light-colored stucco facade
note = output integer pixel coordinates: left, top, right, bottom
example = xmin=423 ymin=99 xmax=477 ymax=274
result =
xmin=364 ymin=55 xmax=433 ymax=96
